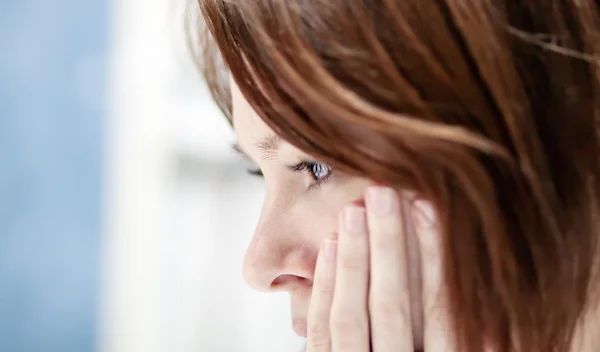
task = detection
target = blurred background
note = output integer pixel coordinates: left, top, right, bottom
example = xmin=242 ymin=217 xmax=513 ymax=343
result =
xmin=0 ymin=0 xmax=304 ymax=351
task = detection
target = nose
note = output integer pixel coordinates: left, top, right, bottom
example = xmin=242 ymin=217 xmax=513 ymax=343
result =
xmin=242 ymin=202 xmax=314 ymax=292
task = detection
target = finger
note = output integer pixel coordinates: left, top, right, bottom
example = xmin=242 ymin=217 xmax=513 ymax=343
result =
xmin=307 ymin=235 xmax=338 ymax=352
xmin=330 ymin=206 xmax=370 ymax=352
xmin=365 ymin=186 xmax=414 ymax=352
xmin=411 ymin=199 xmax=456 ymax=352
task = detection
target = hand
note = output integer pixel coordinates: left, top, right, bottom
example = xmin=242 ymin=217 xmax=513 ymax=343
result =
xmin=306 ymin=186 xmax=456 ymax=351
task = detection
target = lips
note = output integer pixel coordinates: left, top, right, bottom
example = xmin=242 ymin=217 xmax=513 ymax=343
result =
xmin=292 ymin=318 xmax=307 ymax=337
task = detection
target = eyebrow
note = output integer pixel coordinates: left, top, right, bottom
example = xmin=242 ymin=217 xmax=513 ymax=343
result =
xmin=232 ymin=134 xmax=281 ymax=161
xmin=254 ymin=134 xmax=281 ymax=160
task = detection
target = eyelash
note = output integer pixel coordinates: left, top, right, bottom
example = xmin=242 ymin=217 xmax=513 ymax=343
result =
xmin=247 ymin=161 xmax=333 ymax=190
xmin=292 ymin=162 xmax=333 ymax=190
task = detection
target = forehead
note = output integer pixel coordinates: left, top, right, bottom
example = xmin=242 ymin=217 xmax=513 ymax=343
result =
xmin=231 ymin=79 xmax=275 ymax=144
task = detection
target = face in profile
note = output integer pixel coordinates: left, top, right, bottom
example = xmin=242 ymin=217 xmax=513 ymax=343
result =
xmin=231 ymin=78 xmax=427 ymax=343
xmin=231 ymin=79 xmax=369 ymax=336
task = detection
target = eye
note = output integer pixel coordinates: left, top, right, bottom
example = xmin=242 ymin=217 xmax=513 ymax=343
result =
xmin=291 ymin=161 xmax=333 ymax=190
xmin=247 ymin=168 xmax=263 ymax=177
xmin=238 ymin=156 xmax=263 ymax=177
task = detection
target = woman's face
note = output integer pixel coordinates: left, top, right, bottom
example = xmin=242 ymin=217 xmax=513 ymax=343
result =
xmin=231 ymin=80 xmax=372 ymax=337
xmin=232 ymin=80 xmax=426 ymax=347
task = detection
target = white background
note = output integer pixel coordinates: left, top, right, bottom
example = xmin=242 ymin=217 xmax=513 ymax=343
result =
xmin=100 ymin=0 xmax=306 ymax=351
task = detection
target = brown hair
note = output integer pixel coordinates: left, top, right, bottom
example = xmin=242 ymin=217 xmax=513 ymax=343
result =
xmin=195 ymin=1 xmax=600 ymax=351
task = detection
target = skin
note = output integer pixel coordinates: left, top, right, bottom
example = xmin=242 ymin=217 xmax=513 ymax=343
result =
xmin=232 ymin=79 xmax=456 ymax=351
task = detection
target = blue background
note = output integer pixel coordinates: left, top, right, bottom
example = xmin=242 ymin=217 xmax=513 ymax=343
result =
xmin=0 ymin=0 xmax=107 ymax=351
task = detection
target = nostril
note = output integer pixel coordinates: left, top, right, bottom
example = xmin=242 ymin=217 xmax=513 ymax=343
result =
xmin=272 ymin=274 xmax=297 ymax=287
xmin=351 ymin=198 xmax=365 ymax=207
xmin=271 ymin=274 xmax=311 ymax=289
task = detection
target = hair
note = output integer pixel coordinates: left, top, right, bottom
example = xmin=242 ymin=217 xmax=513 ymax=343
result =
xmin=194 ymin=1 xmax=600 ymax=351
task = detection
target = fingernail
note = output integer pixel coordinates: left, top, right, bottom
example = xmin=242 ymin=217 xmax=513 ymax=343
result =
xmin=324 ymin=239 xmax=337 ymax=262
xmin=366 ymin=186 xmax=397 ymax=214
xmin=344 ymin=206 xmax=366 ymax=233
xmin=412 ymin=199 xmax=436 ymax=229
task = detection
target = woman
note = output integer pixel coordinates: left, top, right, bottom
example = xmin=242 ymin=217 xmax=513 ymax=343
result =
xmin=194 ymin=1 xmax=600 ymax=351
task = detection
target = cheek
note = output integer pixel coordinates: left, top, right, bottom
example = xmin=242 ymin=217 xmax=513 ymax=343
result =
xmin=297 ymin=177 xmax=372 ymax=245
